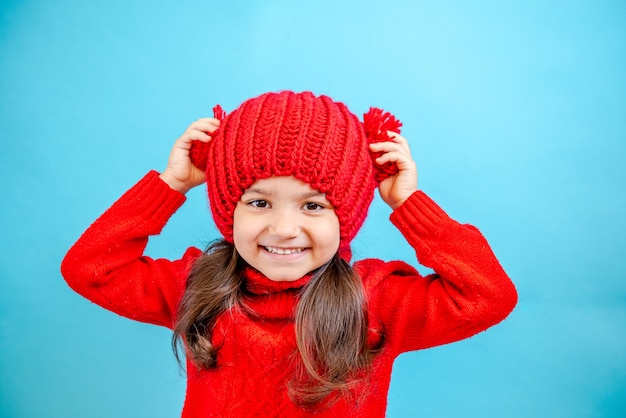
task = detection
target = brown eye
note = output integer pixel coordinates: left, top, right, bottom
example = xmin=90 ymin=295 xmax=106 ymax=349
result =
xmin=249 ymin=200 xmax=269 ymax=208
xmin=303 ymin=202 xmax=323 ymax=211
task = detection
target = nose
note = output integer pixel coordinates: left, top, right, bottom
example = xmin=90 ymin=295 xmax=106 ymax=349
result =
xmin=268 ymin=210 xmax=300 ymax=238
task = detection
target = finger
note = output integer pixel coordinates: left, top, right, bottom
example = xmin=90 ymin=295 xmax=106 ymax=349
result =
xmin=191 ymin=117 xmax=221 ymax=126
xmin=387 ymin=131 xmax=406 ymax=141
xmin=187 ymin=120 xmax=220 ymax=135
xmin=180 ymin=130 xmax=213 ymax=143
xmin=192 ymin=130 xmax=213 ymax=143
xmin=369 ymin=141 xmax=411 ymax=157
xmin=184 ymin=118 xmax=220 ymax=134
xmin=375 ymin=150 xmax=416 ymax=170
xmin=387 ymin=132 xmax=412 ymax=152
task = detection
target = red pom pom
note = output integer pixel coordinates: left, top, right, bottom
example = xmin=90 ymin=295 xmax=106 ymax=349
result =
xmin=212 ymin=104 xmax=226 ymax=120
xmin=363 ymin=107 xmax=402 ymax=182
xmin=189 ymin=141 xmax=209 ymax=171
xmin=189 ymin=104 xmax=226 ymax=171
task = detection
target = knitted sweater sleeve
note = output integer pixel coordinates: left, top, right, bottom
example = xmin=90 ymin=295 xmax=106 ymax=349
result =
xmin=60 ymin=171 xmax=203 ymax=329
xmin=357 ymin=191 xmax=517 ymax=356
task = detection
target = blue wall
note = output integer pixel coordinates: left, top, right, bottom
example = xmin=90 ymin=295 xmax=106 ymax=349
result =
xmin=1 ymin=1 xmax=625 ymax=417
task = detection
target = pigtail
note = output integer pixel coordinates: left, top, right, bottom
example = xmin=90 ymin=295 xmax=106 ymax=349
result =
xmin=172 ymin=240 xmax=245 ymax=371
xmin=291 ymin=254 xmax=376 ymax=408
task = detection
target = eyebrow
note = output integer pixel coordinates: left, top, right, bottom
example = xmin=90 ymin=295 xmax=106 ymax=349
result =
xmin=242 ymin=188 xmax=326 ymax=200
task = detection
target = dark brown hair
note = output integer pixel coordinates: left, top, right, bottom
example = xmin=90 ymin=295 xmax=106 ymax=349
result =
xmin=172 ymin=240 xmax=380 ymax=407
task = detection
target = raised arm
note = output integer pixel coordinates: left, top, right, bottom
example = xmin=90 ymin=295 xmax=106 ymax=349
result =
xmin=61 ymin=118 xmax=219 ymax=327
xmin=362 ymin=132 xmax=517 ymax=355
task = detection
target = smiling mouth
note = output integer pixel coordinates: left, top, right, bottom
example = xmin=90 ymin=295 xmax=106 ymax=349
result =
xmin=263 ymin=246 xmax=305 ymax=255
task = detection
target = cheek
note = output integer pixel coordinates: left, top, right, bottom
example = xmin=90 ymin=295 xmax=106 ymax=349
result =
xmin=232 ymin=207 xmax=253 ymax=247
xmin=319 ymin=217 xmax=341 ymax=251
xmin=232 ymin=211 xmax=260 ymax=268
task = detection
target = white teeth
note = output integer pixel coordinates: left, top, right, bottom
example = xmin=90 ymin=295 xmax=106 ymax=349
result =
xmin=264 ymin=246 xmax=304 ymax=255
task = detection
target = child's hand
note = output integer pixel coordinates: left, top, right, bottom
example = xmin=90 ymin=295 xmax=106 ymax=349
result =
xmin=160 ymin=118 xmax=220 ymax=194
xmin=369 ymin=132 xmax=418 ymax=210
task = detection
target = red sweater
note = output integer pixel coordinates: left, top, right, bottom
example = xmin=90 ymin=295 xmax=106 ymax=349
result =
xmin=61 ymin=171 xmax=517 ymax=417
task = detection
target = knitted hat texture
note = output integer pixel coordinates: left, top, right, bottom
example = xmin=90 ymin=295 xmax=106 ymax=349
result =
xmin=190 ymin=91 xmax=401 ymax=254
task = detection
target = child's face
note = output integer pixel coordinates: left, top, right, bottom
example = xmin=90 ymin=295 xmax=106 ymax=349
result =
xmin=233 ymin=176 xmax=340 ymax=281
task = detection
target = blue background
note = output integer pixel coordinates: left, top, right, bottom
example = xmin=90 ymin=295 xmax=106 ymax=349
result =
xmin=1 ymin=1 xmax=625 ymax=417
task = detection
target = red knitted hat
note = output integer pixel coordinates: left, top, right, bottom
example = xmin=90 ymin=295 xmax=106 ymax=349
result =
xmin=190 ymin=91 xmax=401 ymax=256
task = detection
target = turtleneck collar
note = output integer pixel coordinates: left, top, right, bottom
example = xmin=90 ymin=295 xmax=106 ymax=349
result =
xmin=242 ymin=268 xmax=312 ymax=321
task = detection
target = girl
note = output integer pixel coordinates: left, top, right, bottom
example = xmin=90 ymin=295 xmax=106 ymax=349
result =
xmin=61 ymin=91 xmax=517 ymax=417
